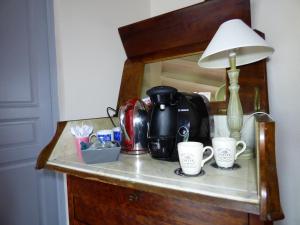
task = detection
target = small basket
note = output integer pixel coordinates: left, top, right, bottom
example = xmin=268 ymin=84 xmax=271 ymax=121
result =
xmin=81 ymin=146 xmax=121 ymax=164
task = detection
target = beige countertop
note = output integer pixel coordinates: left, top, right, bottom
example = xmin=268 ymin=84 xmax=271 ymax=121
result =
xmin=47 ymin=117 xmax=259 ymax=205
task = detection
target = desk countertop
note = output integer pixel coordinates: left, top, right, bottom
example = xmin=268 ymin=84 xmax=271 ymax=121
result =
xmin=46 ymin=118 xmax=259 ymax=207
xmin=48 ymin=149 xmax=258 ymax=205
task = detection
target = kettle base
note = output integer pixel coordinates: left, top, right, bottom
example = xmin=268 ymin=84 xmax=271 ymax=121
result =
xmin=121 ymin=148 xmax=148 ymax=155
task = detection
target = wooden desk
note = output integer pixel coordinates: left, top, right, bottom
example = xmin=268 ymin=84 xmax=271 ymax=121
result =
xmin=37 ymin=116 xmax=283 ymax=225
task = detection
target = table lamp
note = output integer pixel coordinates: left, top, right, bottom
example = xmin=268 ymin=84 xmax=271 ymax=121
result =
xmin=198 ymin=19 xmax=274 ymax=141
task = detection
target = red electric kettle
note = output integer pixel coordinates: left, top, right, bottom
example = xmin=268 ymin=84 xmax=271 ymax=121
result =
xmin=118 ymin=99 xmax=148 ymax=154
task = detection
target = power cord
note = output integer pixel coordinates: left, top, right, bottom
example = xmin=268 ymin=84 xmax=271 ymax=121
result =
xmin=106 ymin=107 xmax=117 ymax=127
xmin=241 ymin=111 xmax=273 ymax=133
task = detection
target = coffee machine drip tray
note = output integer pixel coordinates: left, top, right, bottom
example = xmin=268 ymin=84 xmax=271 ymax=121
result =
xmin=148 ymin=137 xmax=176 ymax=160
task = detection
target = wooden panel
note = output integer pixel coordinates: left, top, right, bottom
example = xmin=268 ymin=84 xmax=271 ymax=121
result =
xmin=68 ymin=175 xmax=248 ymax=225
xmin=117 ymin=59 xmax=145 ymax=107
xmin=256 ymin=115 xmax=284 ymax=221
xmin=239 ymin=59 xmax=269 ymax=113
xmin=36 ymin=121 xmax=67 ymax=169
xmin=67 ymin=176 xmax=76 ymax=225
xmin=117 ymin=0 xmax=269 ymax=114
xmin=249 ymin=214 xmax=273 ymax=225
xmin=119 ymin=0 xmax=251 ymax=59
xmin=73 ymin=220 xmax=87 ymax=225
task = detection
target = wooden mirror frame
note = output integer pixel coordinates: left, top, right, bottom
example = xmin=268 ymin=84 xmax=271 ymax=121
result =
xmin=117 ymin=0 xmax=269 ymax=115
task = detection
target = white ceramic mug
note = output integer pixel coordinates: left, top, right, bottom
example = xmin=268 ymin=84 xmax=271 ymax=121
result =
xmin=212 ymin=137 xmax=246 ymax=168
xmin=177 ymin=142 xmax=214 ymax=175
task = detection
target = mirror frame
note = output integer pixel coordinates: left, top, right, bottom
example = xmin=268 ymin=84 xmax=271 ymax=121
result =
xmin=117 ymin=0 xmax=269 ymax=115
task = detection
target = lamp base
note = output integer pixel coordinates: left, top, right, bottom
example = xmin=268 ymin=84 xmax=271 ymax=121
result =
xmin=227 ymin=68 xmax=243 ymax=142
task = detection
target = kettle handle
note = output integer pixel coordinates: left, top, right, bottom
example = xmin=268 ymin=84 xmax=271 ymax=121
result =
xmin=119 ymin=105 xmax=131 ymax=141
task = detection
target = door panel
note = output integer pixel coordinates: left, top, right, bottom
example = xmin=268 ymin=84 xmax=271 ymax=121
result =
xmin=0 ymin=0 xmax=65 ymax=224
xmin=0 ymin=0 xmax=38 ymax=105
xmin=0 ymin=0 xmax=34 ymax=103
xmin=0 ymin=160 xmax=40 ymax=225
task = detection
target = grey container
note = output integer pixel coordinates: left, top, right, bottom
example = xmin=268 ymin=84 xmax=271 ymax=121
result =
xmin=81 ymin=147 xmax=121 ymax=164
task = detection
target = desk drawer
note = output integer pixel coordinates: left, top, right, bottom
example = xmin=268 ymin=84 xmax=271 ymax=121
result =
xmin=67 ymin=175 xmax=248 ymax=225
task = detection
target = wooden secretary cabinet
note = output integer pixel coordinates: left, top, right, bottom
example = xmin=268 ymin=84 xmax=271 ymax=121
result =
xmin=37 ymin=0 xmax=284 ymax=224
xmin=68 ymin=175 xmax=254 ymax=225
xmin=63 ymin=114 xmax=282 ymax=225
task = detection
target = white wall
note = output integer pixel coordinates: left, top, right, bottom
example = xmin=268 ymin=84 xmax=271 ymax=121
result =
xmin=151 ymin=0 xmax=204 ymax=16
xmin=54 ymin=0 xmax=150 ymax=120
xmin=251 ymin=1 xmax=300 ymax=225
xmin=150 ymin=1 xmax=300 ymax=224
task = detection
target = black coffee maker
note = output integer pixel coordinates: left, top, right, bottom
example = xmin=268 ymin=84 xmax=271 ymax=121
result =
xmin=146 ymin=86 xmax=212 ymax=161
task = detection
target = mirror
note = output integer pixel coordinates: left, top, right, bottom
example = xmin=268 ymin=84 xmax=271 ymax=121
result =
xmin=140 ymin=53 xmax=226 ymax=101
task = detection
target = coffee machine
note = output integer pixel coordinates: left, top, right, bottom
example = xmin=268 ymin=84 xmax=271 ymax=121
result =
xmin=147 ymin=86 xmax=212 ymax=161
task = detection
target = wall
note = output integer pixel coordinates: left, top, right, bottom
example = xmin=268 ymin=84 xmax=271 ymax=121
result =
xmin=250 ymin=1 xmax=300 ymax=225
xmin=150 ymin=0 xmax=300 ymax=224
xmin=150 ymin=0 xmax=204 ymax=16
xmin=54 ymin=0 xmax=150 ymax=120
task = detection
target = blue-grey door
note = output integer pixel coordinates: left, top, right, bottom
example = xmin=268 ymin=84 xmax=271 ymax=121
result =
xmin=0 ymin=0 xmax=66 ymax=225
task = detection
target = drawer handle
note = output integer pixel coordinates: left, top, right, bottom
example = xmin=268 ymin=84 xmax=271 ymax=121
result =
xmin=128 ymin=193 xmax=139 ymax=202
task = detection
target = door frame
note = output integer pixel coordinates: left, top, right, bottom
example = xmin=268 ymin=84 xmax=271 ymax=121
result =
xmin=45 ymin=0 xmax=67 ymax=224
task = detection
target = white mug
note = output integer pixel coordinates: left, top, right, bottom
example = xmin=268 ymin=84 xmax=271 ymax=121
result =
xmin=178 ymin=142 xmax=214 ymax=175
xmin=212 ymin=137 xmax=246 ymax=168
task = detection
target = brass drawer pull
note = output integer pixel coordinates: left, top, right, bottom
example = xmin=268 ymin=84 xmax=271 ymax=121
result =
xmin=128 ymin=193 xmax=139 ymax=202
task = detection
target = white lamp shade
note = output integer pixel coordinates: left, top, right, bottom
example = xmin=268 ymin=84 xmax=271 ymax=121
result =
xmin=198 ymin=19 xmax=274 ymax=68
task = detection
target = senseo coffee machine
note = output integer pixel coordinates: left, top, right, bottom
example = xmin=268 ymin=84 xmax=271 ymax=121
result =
xmin=146 ymin=86 xmax=212 ymax=161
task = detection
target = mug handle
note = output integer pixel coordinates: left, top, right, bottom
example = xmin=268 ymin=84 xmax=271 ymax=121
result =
xmin=201 ymin=146 xmax=214 ymax=167
xmin=89 ymin=134 xmax=96 ymax=143
xmin=235 ymin=140 xmax=247 ymax=159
